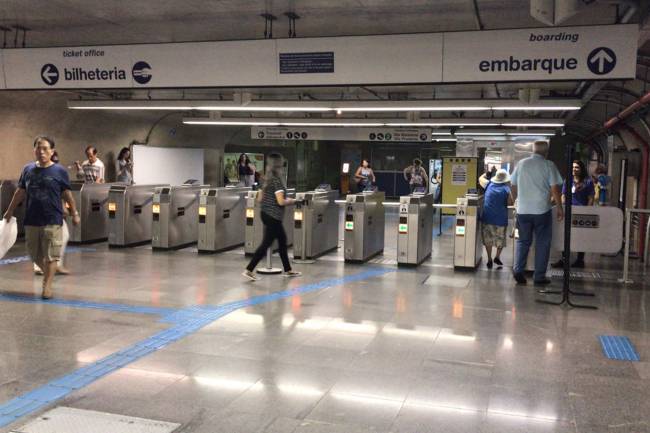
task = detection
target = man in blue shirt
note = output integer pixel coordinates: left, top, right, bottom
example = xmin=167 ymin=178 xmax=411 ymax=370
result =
xmin=3 ymin=136 xmax=80 ymax=299
xmin=510 ymin=141 xmax=564 ymax=285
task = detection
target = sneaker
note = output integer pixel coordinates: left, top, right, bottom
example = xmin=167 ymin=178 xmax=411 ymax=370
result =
xmin=572 ymin=260 xmax=585 ymax=268
xmin=242 ymin=270 xmax=259 ymax=281
xmin=283 ymin=270 xmax=302 ymax=278
xmin=551 ymin=259 xmax=565 ymax=269
xmin=534 ymin=278 xmax=552 ymax=286
xmin=513 ymin=273 xmax=527 ymax=285
xmin=486 ymin=260 xmax=493 ymax=269
xmin=494 ymin=257 xmax=503 ymax=267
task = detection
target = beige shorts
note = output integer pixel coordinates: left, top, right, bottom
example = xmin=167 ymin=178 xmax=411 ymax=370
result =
xmin=26 ymin=225 xmax=63 ymax=265
xmin=481 ymin=223 xmax=507 ymax=248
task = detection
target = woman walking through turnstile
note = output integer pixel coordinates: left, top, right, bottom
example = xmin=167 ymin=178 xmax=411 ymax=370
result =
xmin=242 ymin=153 xmax=301 ymax=281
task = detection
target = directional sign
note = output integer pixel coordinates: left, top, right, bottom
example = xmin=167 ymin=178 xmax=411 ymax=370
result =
xmin=40 ymin=64 xmax=59 ymax=85
xmin=587 ymin=47 xmax=616 ymax=75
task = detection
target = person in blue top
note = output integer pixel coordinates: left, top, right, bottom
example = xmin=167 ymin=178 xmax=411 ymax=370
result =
xmin=552 ymin=160 xmax=594 ymax=269
xmin=2 ymin=136 xmax=80 ymax=299
xmin=480 ymin=169 xmax=514 ymax=269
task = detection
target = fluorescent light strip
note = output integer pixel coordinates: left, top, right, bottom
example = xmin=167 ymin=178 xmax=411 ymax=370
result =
xmin=501 ymin=123 xmax=564 ymax=127
xmin=492 ymin=106 xmax=580 ymax=111
xmin=337 ymin=107 xmax=490 ymax=112
xmin=68 ymin=99 xmax=581 ymax=112
xmin=183 ymin=120 xmax=385 ymax=127
xmin=386 ymin=122 xmax=500 ymax=127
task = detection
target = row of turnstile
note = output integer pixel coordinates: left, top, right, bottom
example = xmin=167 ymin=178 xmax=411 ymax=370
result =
xmin=2 ymin=176 xmax=484 ymax=268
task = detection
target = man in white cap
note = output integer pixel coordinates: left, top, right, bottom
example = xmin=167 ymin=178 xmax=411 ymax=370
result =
xmin=480 ymin=169 xmax=514 ymax=269
xmin=510 ymin=141 xmax=564 ymax=285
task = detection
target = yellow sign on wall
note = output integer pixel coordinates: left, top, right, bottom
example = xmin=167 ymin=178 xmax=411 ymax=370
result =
xmin=442 ymin=157 xmax=478 ymax=215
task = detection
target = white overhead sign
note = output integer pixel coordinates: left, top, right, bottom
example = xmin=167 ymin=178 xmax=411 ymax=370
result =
xmin=0 ymin=24 xmax=637 ymax=90
xmin=442 ymin=24 xmax=637 ymax=82
xmin=251 ymin=126 xmax=432 ymax=142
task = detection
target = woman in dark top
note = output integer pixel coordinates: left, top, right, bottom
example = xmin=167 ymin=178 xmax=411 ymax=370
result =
xmin=552 ymin=160 xmax=594 ymax=268
xmin=238 ymin=153 xmax=256 ymax=187
xmin=243 ymin=153 xmax=301 ymax=281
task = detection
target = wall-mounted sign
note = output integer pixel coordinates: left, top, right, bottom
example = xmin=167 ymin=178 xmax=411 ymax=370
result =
xmin=251 ymin=126 xmax=432 ymax=142
xmin=0 ymin=24 xmax=636 ymax=90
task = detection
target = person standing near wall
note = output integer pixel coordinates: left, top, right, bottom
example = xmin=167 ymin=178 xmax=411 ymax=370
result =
xmin=552 ymin=160 xmax=595 ymax=269
xmin=510 ymin=141 xmax=564 ymax=286
xmin=75 ymin=145 xmax=105 ymax=183
xmin=242 ymin=153 xmax=301 ymax=281
xmin=116 ymin=147 xmax=134 ymax=185
xmin=403 ymin=158 xmax=429 ymax=193
xmin=3 ymin=136 xmax=80 ymax=299
xmin=354 ymin=159 xmax=376 ymax=192
xmin=238 ymin=153 xmax=256 ymax=187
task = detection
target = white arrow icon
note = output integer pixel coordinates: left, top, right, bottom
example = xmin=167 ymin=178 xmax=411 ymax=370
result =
xmin=590 ymin=49 xmax=614 ymax=74
xmin=42 ymin=65 xmax=58 ymax=84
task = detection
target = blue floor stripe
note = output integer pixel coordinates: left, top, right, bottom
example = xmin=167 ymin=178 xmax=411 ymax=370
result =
xmin=0 ymin=267 xmax=395 ymax=427
xmin=598 ymin=335 xmax=640 ymax=361
xmin=0 ymin=247 xmax=96 ymax=266
xmin=0 ymin=294 xmax=176 ymax=317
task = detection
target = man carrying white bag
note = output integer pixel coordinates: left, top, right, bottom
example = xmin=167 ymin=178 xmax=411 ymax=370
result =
xmin=0 ymin=217 xmax=18 ymax=259
xmin=3 ymin=136 xmax=80 ymax=299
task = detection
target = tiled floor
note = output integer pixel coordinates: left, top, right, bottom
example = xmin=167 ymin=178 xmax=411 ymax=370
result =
xmin=1 ymin=212 xmax=649 ymax=433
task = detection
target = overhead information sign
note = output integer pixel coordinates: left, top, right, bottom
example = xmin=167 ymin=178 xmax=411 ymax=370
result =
xmin=442 ymin=24 xmax=637 ymax=82
xmin=0 ymin=24 xmax=636 ymax=90
xmin=252 ymin=126 xmax=432 ymax=142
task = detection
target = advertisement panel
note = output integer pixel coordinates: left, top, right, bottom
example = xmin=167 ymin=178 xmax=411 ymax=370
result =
xmin=224 ymin=153 xmax=265 ymax=184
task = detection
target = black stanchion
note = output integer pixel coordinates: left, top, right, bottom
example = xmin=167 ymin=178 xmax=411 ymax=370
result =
xmin=536 ymin=141 xmax=597 ymax=309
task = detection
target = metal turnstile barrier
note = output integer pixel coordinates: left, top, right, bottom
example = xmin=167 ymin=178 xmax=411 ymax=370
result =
xmin=453 ymin=193 xmax=483 ymax=269
xmin=293 ymin=189 xmax=339 ymax=260
xmin=108 ymin=184 xmax=167 ymax=247
xmin=244 ymin=189 xmax=295 ymax=255
xmin=198 ymin=186 xmax=251 ymax=253
xmin=0 ymin=180 xmax=25 ymax=236
xmin=344 ymin=191 xmax=385 ymax=263
xmin=397 ymin=193 xmax=434 ymax=266
xmin=152 ymin=184 xmax=205 ymax=250
xmin=66 ymin=181 xmax=114 ymax=243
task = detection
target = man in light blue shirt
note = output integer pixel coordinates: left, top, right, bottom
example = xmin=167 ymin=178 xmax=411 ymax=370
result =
xmin=510 ymin=141 xmax=564 ymax=285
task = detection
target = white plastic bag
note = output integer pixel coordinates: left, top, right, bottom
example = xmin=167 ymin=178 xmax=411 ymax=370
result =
xmin=0 ymin=217 xmax=18 ymax=259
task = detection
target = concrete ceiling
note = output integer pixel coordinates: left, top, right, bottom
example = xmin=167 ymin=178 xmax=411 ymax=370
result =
xmin=0 ymin=0 xmax=621 ymax=47
xmin=1 ymin=0 xmax=647 ymax=146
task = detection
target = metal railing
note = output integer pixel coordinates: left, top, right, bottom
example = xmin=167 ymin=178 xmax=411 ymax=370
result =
xmin=620 ymin=208 xmax=650 ymax=283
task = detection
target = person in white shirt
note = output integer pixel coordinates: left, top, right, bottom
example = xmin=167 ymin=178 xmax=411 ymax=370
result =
xmin=75 ymin=146 xmax=105 ymax=183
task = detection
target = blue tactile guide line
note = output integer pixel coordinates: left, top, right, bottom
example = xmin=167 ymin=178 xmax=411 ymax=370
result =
xmin=599 ymin=335 xmax=640 ymax=361
xmin=0 ymin=267 xmax=395 ymax=428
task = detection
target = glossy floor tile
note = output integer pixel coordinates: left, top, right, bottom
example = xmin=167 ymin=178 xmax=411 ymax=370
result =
xmin=1 ymin=212 xmax=649 ymax=433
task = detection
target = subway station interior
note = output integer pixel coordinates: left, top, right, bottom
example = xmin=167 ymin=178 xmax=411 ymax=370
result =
xmin=1 ymin=1 xmax=650 ymax=432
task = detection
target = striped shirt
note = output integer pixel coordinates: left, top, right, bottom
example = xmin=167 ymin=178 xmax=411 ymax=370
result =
xmin=261 ymin=176 xmax=286 ymax=221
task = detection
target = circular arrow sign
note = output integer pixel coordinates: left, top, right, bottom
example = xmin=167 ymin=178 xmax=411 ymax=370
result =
xmin=587 ymin=47 xmax=616 ymax=76
xmin=41 ymin=64 xmax=59 ymax=86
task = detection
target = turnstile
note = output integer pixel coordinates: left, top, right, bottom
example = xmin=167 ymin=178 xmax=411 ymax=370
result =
xmin=152 ymin=184 xmax=205 ymax=250
xmin=0 ymin=180 xmax=25 ymax=236
xmin=108 ymin=184 xmax=167 ymax=247
xmin=198 ymin=186 xmax=250 ymax=253
xmin=397 ymin=193 xmax=434 ymax=266
xmin=293 ymin=189 xmax=339 ymax=259
xmin=454 ymin=193 xmax=483 ymax=269
xmin=65 ymin=181 xmax=114 ymax=243
xmin=344 ymin=191 xmax=385 ymax=263
xmin=244 ymin=189 xmax=295 ymax=255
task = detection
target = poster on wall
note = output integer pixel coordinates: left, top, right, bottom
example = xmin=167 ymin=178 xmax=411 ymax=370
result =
xmin=451 ymin=164 xmax=468 ymax=186
xmin=224 ymin=153 xmax=265 ymax=183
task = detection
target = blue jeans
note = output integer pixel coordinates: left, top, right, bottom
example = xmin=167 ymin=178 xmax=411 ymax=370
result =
xmin=514 ymin=210 xmax=552 ymax=282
